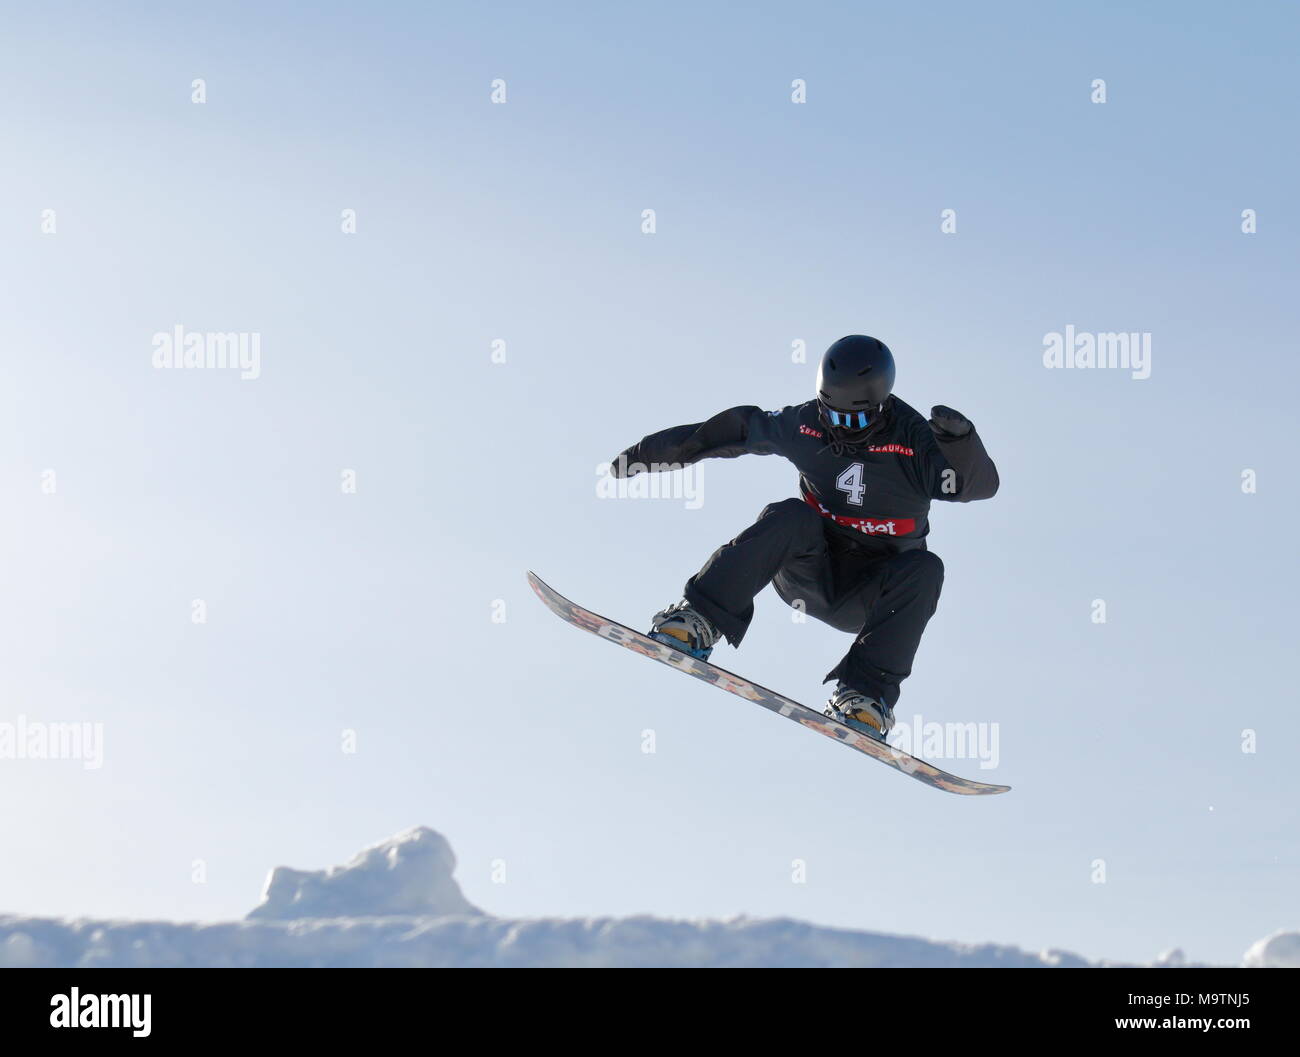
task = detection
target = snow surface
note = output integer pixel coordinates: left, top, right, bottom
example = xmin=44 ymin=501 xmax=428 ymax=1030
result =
xmin=0 ymin=826 xmax=1293 ymax=968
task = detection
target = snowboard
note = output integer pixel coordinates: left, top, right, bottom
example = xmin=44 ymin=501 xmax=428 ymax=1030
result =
xmin=528 ymin=572 xmax=1010 ymax=796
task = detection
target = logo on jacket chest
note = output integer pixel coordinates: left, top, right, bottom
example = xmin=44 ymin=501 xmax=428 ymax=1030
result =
xmin=799 ymin=424 xmax=914 ymax=458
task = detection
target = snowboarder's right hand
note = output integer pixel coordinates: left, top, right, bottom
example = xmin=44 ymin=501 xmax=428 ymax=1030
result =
xmin=609 ymin=447 xmax=643 ymax=478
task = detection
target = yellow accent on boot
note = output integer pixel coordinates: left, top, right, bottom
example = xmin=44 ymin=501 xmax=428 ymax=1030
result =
xmin=847 ymin=707 xmax=884 ymax=733
xmin=658 ymin=626 xmax=691 ymax=645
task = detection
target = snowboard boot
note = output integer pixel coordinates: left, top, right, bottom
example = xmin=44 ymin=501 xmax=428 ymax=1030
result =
xmin=825 ymin=682 xmax=894 ymax=743
xmin=649 ymin=601 xmax=721 ymax=661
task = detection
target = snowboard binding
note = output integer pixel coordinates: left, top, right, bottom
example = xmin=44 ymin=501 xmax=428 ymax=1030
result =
xmin=649 ymin=601 xmax=720 ymax=661
xmin=825 ymin=683 xmax=894 ymax=743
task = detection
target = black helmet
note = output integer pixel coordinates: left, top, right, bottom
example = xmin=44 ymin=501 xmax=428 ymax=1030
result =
xmin=816 ymin=335 xmax=895 ymax=436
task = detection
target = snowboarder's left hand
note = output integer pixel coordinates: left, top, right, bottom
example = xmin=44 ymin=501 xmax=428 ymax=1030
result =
xmin=928 ymin=405 xmax=972 ymax=439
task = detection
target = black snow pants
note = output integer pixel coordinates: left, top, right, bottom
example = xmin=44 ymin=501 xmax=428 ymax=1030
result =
xmin=683 ymin=497 xmax=944 ymax=707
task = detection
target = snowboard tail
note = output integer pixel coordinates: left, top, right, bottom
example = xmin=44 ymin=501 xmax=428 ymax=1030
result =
xmin=527 ymin=571 xmax=1010 ymax=797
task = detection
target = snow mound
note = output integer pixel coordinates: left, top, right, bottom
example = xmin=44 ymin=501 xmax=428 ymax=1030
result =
xmin=0 ymin=826 xmax=1289 ymax=967
xmin=247 ymin=826 xmax=482 ymax=921
xmin=1242 ymin=930 xmax=1300 ymax=968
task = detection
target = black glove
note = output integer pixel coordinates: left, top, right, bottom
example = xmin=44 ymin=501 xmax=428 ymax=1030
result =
xmin=608 ymin=445 xmax=642 ymax=478
xmin=929 ymin=405 xmax=972 ymax=439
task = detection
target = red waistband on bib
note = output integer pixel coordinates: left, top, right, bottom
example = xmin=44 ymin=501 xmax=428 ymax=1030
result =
xmin=802 ymin=490 xmax=917 ymax=537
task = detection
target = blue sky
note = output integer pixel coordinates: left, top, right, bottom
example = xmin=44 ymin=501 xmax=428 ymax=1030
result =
xmin=1 ymin=1 xmax=1297 ymax=964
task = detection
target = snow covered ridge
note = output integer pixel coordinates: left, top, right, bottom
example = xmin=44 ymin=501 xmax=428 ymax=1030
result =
xmin=0 ymin=827 xmax=1294 ymax=968
xmin=1242 ymin=931 xmax=1300 ymax=969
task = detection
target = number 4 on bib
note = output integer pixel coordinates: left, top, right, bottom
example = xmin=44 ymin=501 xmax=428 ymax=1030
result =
xmin=836 ymin=461 xmax=865 ymax=505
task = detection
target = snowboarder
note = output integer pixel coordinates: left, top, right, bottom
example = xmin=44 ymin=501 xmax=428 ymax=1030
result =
xmin=609 ymin=335 xmax=999 ymax=742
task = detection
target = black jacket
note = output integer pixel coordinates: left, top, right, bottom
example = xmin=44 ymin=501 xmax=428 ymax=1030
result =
xmin=614 ymin=397 xmax=999 ymax=554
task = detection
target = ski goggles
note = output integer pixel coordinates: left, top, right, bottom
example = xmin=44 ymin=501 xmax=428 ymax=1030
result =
xmin=820 ymin=404 xmax=875 ymax=430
